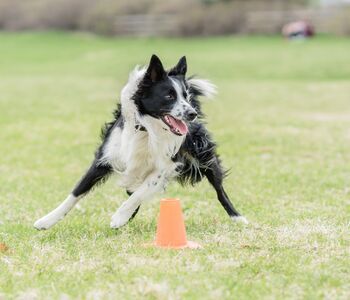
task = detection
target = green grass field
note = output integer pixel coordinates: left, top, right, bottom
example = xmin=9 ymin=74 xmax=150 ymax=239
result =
xmin=0 ymin=32 xmax=349 ymax=299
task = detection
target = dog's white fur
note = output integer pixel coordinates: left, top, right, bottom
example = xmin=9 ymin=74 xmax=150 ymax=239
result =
xmin=35 ymin=67 xmax=217 ymax=230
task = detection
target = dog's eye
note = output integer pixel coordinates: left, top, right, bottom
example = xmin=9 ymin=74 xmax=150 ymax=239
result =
xmin=165 ymin=94 xmax=175 ymax=101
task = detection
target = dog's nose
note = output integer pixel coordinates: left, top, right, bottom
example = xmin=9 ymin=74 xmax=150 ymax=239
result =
xmin=186 ymin=110 xmax=198 ymax=121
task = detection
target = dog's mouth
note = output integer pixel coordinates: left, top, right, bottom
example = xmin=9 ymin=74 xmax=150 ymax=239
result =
xmin=161 ymin=114 xmax=188 ymax=136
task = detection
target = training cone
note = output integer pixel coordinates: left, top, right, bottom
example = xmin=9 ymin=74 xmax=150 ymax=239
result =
xmin=154 ymin=198 xmax=201 ymax=249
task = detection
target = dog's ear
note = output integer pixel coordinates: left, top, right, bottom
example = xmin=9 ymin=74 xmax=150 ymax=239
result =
xmin=168 ymin=56 xmax=187 ymax=76
xmin=145 ymin=54 xmax=166 ymax=82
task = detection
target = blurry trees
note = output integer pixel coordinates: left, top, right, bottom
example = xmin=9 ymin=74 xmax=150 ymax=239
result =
xmin=0 ymin=0 xmax=348 ymax=35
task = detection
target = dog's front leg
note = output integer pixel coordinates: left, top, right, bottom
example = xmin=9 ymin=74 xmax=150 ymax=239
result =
xmin=34 ymin=160 xmax=112 ymax=230
xmin=110 ymin=171 xmax=167 ymax=229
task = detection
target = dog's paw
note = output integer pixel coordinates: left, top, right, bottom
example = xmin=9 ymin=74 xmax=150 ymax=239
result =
xmin=34 ymin=217 xmax=54 ymax=230
xmin=110 ymin=210 xmax=133 ymax=229
xmin=231 ymin=215 xmax=249 ymax=225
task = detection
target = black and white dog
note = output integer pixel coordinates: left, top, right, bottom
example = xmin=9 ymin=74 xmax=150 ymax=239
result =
xmin=34 ymin=55 xmax=247 ymax=230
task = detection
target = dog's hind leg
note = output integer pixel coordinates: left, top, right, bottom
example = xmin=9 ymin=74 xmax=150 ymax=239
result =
xmin=34 ymin=160 xmax=112 ymax=230
xmin=203 ymin=156 xmax=248 ymax=224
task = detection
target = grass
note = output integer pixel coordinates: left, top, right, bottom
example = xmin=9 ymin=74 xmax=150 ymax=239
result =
xmin=0 ymin=32 xmax=350 ymax=299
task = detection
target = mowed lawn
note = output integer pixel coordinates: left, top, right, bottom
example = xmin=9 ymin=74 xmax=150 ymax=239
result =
xmin=0 ymin=32 xmax=349 ymax=299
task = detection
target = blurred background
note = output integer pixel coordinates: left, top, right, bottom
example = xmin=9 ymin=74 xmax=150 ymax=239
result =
xmin=1 ymin=1 xmax=350 ymax=298
xmin=0 ymin=0 xmax=349 ymax=36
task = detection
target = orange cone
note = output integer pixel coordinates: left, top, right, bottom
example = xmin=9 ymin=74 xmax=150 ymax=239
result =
xmin=154 ymin=198 xmax=201 ymax=249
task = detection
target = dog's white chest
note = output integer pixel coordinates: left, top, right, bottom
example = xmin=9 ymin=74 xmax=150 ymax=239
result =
xmin=119 ymin=129 xmax=155 ymax=190
xmin=100 ymin=117 xmax=185 ymax=192
xmin=101 ymin=126 xmax=151 ymax=188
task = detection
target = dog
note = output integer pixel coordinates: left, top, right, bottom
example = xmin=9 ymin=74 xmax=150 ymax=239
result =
xmin=34 ymin=55 xmax=247 ymax=230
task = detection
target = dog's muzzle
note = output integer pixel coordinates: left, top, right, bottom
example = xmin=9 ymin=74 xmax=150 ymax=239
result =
xmin=184 ymin=108 xmax=198 ymax=122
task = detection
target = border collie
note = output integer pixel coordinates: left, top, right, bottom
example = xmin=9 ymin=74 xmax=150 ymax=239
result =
xmin=34 ymin=55 xmax=247 ymax=230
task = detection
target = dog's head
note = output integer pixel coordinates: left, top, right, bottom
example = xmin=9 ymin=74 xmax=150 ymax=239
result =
xmin=133 ymin=55 xmax=198 ymax=136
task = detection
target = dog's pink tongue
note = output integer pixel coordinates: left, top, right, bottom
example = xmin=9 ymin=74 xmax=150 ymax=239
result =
xmin=168 ymin=116 xmax=188 ymax=135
